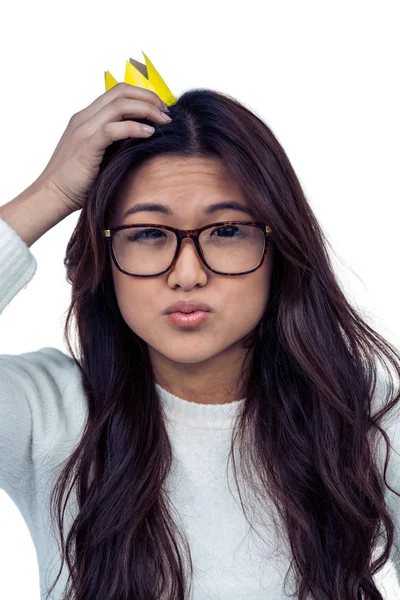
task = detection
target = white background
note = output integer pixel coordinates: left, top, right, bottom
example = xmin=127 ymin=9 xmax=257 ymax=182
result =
xmin=0 ymin=0 xmax=399 ymax=598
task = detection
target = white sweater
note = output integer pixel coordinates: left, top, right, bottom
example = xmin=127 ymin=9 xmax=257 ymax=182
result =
xmin=0 ymin=215 xmax=399 ymax=600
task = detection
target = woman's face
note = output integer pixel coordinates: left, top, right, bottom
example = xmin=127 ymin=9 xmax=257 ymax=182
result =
xmin=109 ymin=155 xmax=274 ymax=378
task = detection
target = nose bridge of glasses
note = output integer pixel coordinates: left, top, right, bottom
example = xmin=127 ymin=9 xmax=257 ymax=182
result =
xmin=173 ymin=229 xmax=204 ymax=264
xmin=174 ymin=228 xmax=200 ymax=247
xmin=175 ymin=228 xmax=198 ymax=240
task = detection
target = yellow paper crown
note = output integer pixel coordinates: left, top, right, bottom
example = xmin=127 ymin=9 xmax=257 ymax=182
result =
xmin=104 ymin=51 xmax=177 ymax=107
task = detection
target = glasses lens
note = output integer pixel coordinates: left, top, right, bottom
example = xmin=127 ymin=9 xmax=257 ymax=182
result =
xmin=112 ymin=224 xmax=266 ymax=275
xmin=199 ymin=223 xmax=265 ymax=273
xmin=112 ymin=227 xmax=177 ymax=275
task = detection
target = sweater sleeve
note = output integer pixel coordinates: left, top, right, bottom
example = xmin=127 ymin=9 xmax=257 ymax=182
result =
xmin=0 ymin=216 xmax=37 ymax=314
xmin=371 ymin=371 xmax=400 ymax=588
xmin=0 ymin=216 xmax=38 ymax=501
xmin=372 ymin=367 xmax=400 ymax=586
xmin=0 ymin=216 xmax=82 ymax=508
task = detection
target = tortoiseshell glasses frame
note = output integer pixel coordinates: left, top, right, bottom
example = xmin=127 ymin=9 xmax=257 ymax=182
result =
xmin=103 ymin=220 xmax=273 ymax=277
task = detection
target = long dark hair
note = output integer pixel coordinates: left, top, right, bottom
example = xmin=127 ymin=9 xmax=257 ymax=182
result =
xmin=46 ymin=88 xmax=400 ymax=600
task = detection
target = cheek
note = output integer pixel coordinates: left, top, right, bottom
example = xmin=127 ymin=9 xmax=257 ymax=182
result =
xmin=217 ymin=271 xmax=271 ymax=329
xmin=233 ymin=261 xmax=270 ymax=300
xmin=236 ymin=294 xmax=267 ymax=331
xmin=112 ymin=273 xmax=157 ymax=336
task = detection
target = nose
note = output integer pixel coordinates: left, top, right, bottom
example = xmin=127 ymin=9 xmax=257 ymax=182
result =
xmin=174 ymin=237 xmax=205 ymax=268
xmin=166 ymin=237 xmax=208 ymax=288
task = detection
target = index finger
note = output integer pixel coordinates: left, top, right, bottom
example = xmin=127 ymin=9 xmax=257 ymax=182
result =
xmin=75 ymin=82 xmax=168 ymax=126
xmin=104 ymin=82 xmax=168 ymax=111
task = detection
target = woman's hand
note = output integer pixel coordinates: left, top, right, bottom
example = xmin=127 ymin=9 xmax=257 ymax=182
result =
xmin=36 ymin=83 xmax=172 ymax=213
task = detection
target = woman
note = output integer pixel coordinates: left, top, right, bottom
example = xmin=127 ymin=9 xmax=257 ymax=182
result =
xmin=0 ymin=82 xmax=399 ymax=600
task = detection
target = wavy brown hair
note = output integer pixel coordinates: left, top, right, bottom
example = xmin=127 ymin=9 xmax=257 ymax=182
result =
xmin=46 ymin=88 xmax=400 ymax=600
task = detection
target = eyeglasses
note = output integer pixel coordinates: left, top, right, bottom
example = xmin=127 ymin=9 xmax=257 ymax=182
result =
xmin=103 ymin=221 xmax=272 ymax=277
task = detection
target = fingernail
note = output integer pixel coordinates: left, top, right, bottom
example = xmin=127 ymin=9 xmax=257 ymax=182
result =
xmin=162 ymin=103 xmax=170 ymax=113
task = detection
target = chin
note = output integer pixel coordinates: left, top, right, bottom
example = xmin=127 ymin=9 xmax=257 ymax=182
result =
xmin=152 ymin=342 xmax=223 ymax=365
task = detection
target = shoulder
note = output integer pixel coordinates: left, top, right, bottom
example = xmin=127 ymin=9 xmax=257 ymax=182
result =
xmin=0 ymin=346 xmax=87 ymax=451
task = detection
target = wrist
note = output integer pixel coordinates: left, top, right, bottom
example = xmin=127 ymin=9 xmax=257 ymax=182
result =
xmin=33 ymin=175 xmax=76 ymax=217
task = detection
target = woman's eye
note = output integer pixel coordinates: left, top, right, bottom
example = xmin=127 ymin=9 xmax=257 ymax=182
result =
xmin=128 ymin=229 xmax=165 ymax=241
xmin=212 ymin=226 xmax=240 ymax=237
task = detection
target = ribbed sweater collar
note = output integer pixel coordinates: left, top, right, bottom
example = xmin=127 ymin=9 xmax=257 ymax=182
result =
xmin=155 ymin=383 xmax=245 ymax=430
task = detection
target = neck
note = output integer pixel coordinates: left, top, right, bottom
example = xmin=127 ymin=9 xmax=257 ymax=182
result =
xmin=150 ymin=344 xmax=251 ymax=405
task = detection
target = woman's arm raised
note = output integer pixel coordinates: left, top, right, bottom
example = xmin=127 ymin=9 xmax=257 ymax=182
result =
xmin=0 ymin=81 xmax=171 ymax=248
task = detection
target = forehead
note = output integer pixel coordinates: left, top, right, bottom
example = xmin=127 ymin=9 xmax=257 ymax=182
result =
xmin=114 ymin=155 xmax=246 ymax=212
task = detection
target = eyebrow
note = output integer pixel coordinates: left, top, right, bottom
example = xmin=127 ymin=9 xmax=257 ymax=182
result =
xmin=121 ymin=200 xmax=255 ymax=220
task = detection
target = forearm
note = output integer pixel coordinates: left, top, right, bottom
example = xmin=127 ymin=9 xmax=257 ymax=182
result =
xmin=0 ymin=179 xmax=74 ymax=248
